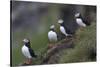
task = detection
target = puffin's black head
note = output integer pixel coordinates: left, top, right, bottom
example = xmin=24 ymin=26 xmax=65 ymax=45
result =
xmin=75 ymin=13 xmax=82 ymax=18
xmin=50 ymin=25 xmax=55 ymax=31
xmin=58 ymin=19 xmax=64 ymax=26
xmin=23 ymin=38 xmax=31 ymax=48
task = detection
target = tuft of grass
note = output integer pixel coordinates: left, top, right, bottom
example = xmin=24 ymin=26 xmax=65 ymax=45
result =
xmin=59 ymin=22 xmax=96 ymax=63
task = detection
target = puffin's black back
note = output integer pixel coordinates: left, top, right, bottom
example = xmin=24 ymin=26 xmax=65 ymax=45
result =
xmin=29 ymin=48 xmax=37 ymax=58
xmin=25 ymin=42 xmax=37 ymax=58
xmin=25 ymin=42 xmax=31 ymax=48
xmin=60 ymin=23 xmax=75 ymax=34
xmin=79 ymin=14 xmax=91 ymax=26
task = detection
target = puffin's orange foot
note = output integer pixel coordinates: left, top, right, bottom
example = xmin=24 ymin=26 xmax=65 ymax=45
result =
xmin=23 ymin=59 xmax=32 ymax=65
xmin=48 ymin=45 xmax=54 ymax=49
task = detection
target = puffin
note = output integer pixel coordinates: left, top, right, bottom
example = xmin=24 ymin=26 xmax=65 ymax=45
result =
xmin=22 ymin=38 xmax=37 ymax=64
xmin=75 ymin=13 xmax=90 ymax=27
xmin=58 ymin=19 xmax=72 ymax=37
xmin=48 ymin=25 xmax=57 ymax=49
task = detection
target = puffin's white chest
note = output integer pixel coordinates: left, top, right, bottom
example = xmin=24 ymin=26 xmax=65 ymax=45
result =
xmin=22 ymin=45 xmax=32 ymax=59
xmin=48 ymin=31 xmax=57 ymax=42
xmin=60 ymin=26 xmax=68 ymax=36
xmin=76 ymin=18 xmax=86 ymax=27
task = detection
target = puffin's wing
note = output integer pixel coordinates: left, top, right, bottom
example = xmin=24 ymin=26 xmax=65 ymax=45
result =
xmin=81 ymin=16 xmax=91 ymax=26
xmin=64 ymin=26 xmax=73 ymax=34
xmin=29 ymin=48 xmax=37 ymax=58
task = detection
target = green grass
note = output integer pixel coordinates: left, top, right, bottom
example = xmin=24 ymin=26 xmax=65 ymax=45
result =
xmin=59 ymin=22 xmax=96 ymax=63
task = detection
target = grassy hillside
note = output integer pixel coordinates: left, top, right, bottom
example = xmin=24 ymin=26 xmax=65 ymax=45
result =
xmin=12 ymin=22 xmax=96 ymax=66
xmin=59 ymin=22 xmax=96 ymax=63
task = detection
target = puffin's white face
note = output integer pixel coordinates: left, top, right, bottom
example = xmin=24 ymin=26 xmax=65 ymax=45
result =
xmin=75 ymin=13 xmax=80 ymax=18
xmin=23 ymin=38 xmax=29 ymax=43
xmin=58 ymin=19 xmax=63 ymax=24
xmin=50 ymin=25 xmax=55 ymax=29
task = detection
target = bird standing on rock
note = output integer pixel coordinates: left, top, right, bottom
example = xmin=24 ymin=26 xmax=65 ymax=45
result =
xmin=58 ymin=19 xmax=72 ymax=37
xmin=22 ymin=38 xmax=37 ymax=65
xmin=48 ymin=25 xmax=57 ymax=49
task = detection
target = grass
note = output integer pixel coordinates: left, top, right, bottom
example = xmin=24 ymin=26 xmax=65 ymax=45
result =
xmin=58 ymin=22 xmax=96 ymax=63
